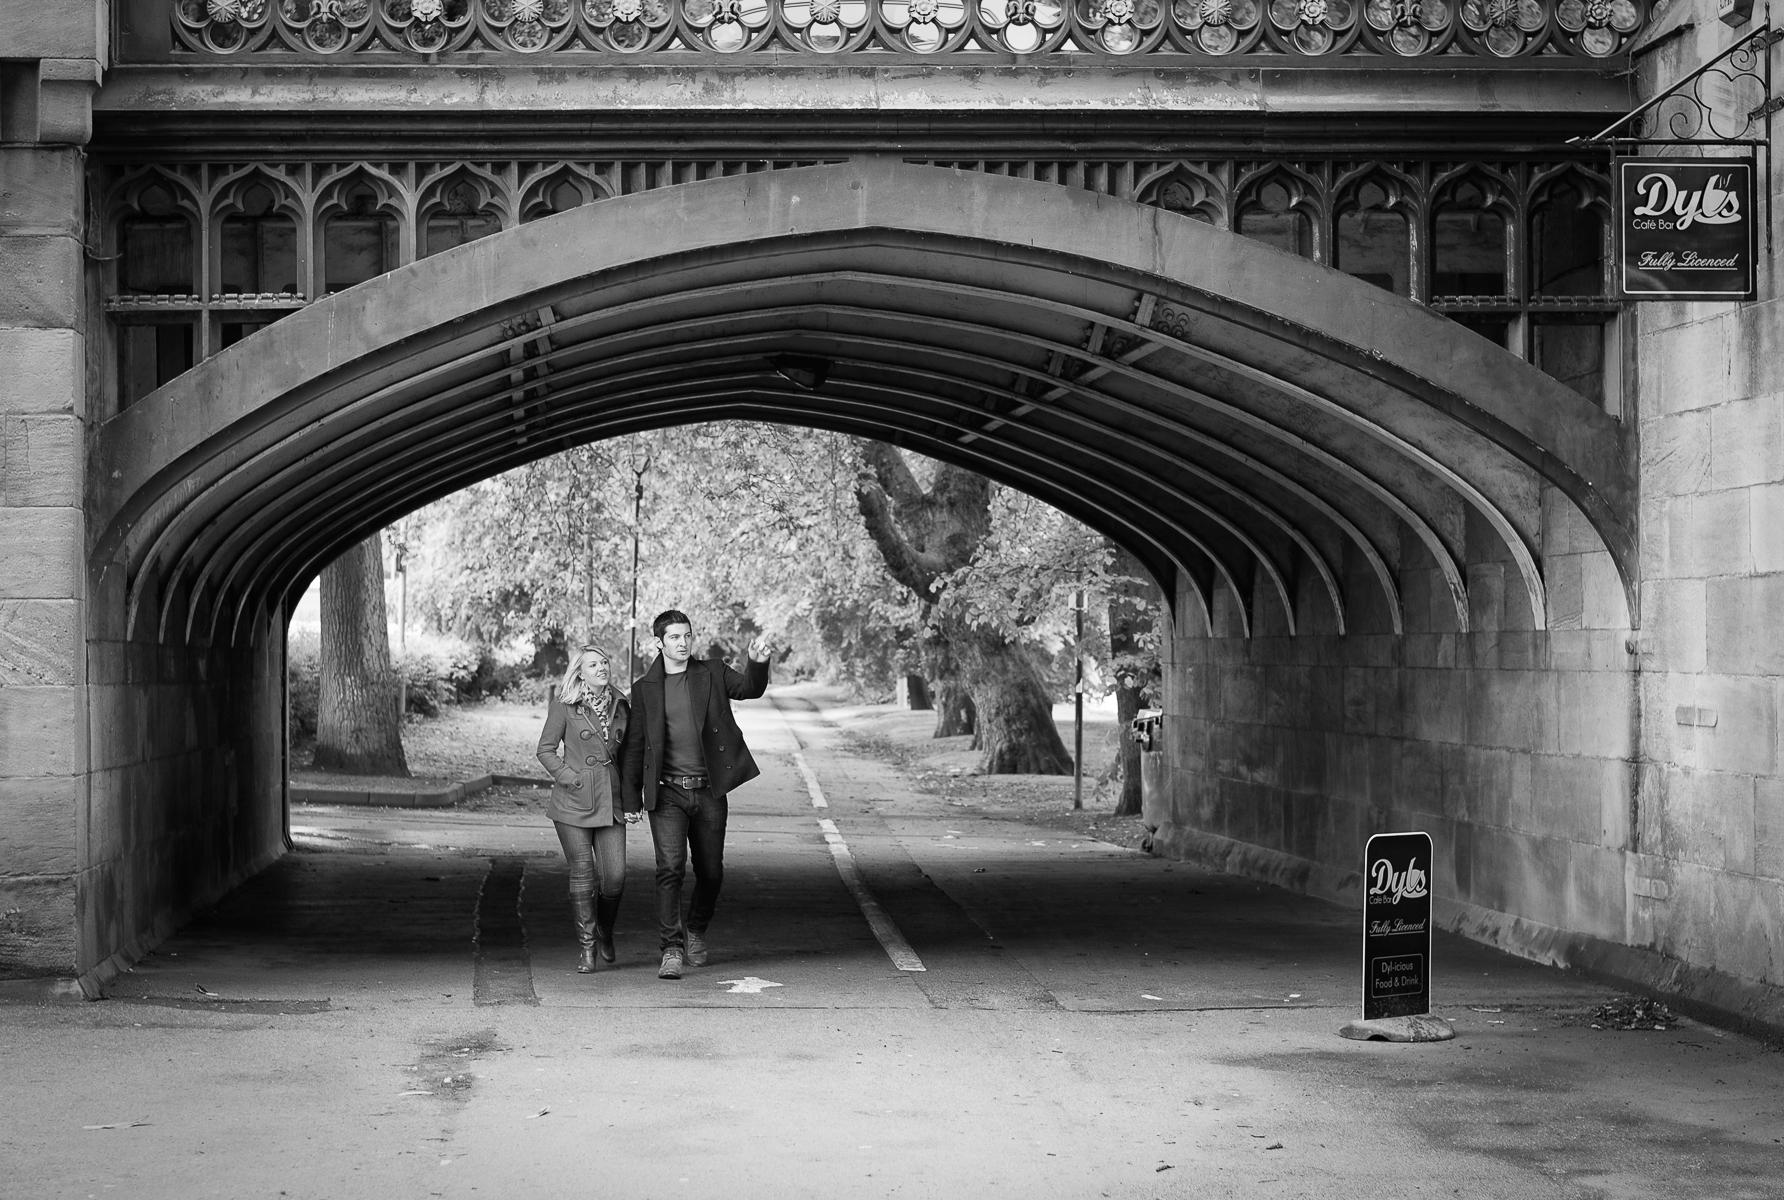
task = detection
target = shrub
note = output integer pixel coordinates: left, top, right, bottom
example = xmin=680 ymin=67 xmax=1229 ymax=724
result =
xmin=456 ymin=647 xmax=526 ymax=700
xmin=288 ymin=629 xmax=321 ymax=738
xmin=286 ymin=629 xmax=494 ymax=728
xmin=395 ymin=632 xmax=485 ymax=716
xmin=510 ymin=673 xmax=556 ymax=705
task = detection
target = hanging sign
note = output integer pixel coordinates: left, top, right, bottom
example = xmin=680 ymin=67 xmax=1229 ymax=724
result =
xmin=1616 ymin=158 xmax=1756 ymax=300
xmin=1361 ymin=831 xmax=1433 ymax=1021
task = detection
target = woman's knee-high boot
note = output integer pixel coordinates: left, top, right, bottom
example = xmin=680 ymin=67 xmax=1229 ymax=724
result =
xmin=572 ymin=894 xmax=599 ymax=973
xmin=594 ymin=893 xmax=620 ymax=964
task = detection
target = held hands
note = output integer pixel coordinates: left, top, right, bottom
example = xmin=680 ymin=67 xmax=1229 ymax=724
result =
xmin=625 ymin=812 xmax=643 ymax=825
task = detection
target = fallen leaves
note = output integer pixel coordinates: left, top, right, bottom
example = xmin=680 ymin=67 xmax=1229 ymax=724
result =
xmin=1589 ymin=996 xmax=1676 ymax=1031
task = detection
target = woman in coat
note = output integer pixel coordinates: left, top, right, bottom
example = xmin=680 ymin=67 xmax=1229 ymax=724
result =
xmin=536 ymin=645 xmax=638 ymax=973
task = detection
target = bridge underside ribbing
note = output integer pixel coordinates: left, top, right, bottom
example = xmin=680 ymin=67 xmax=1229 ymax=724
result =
xmin=94 ymin=162 xmax=1632 ymax=653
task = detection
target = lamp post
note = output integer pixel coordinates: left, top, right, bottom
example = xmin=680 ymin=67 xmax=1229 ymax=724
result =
xmin=393 ymin=523 xmax=409 ymax=722
xmin=393 ymin=522 xmax=407 ymax=650
xmin=1073 ymin=577 xmax=1085 ymax=811
xmin=627 ymin=440 xmax=650 ymax=683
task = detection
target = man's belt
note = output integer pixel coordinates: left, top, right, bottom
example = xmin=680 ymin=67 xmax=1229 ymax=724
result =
xmin=659 ymin=774 xmax=708 ymax=790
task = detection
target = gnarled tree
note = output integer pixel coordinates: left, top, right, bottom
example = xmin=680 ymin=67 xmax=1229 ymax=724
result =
xmin=855 ymin=443 xmax=1070 ymax=775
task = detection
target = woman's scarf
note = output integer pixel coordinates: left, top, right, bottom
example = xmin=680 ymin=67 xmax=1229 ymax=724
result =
xmin=564 ymin=681 xmax=614 ymax=746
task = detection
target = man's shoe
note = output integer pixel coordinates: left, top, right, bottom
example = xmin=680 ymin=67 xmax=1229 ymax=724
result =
xmin=657 ymin=947 xmax=684 ymax=980
xmin=684 ymin=930 xmax=708 ymax=967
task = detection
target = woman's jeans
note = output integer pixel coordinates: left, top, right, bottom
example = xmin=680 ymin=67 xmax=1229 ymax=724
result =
xmin=648 ymin=783 xmax=727 ymax=950
xmin=553 ymin=821 xmax=627 ymax=901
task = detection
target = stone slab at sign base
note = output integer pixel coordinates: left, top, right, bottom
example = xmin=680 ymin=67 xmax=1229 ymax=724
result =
xmin=1340 ymin=1014 xmax=1457 ymax=1042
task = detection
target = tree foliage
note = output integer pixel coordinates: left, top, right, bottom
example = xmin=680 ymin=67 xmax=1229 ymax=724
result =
xmin=408 ymin=424 xmax=918 ymax=690
xmin=401 ymin=421 xmax=1164 ymax=779
xmin=935 ymin=489 xmax=1122 ymax=664
xmin=409 ymin=442 xmax=637 ymax=649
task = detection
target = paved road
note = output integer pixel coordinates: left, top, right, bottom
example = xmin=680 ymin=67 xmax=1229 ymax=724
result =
xmin=5 ymin=689 xmax=1781 ymax=1199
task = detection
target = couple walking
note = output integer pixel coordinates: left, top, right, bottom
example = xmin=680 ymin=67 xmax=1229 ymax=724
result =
xmin=535 ymin=608 xmax=772 ymax=980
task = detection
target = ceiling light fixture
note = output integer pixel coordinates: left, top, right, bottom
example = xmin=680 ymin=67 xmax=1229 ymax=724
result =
xmin=770 ymin=354 xmax=831 ymax=392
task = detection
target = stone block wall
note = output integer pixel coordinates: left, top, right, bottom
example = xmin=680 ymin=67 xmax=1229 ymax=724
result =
xmin=1150 ymin=7 xmax=1784 ymax=1016
xmin=78 ymin=622 xmax=287 ymax=987
xmin=1615 ymin=6 xmax=1784 ymax=998
xmin=0 ymin=140 xmax=91 ymax=978
xmin=0 ymin=4 xmax=291 ymax=988
xmin=0 ymin=2 xmax=104 ymax=983
xmin=1153 ymin=613 xmax=1640 ymax=945
xmin=1156 ymin=505 xmax=1782 ymax=1013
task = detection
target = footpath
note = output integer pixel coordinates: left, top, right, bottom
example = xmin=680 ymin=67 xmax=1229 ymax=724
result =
xmin=2 ymin=687 xmax=1780 ymax=1199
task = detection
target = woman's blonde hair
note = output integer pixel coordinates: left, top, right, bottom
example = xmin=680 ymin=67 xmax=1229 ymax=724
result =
xmin=559 ymin=645 xmax=613 ymax=707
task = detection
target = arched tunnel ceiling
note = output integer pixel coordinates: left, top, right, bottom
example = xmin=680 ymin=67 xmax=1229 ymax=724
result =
xmin=90 ymin=161 xmax=1634 ymax=648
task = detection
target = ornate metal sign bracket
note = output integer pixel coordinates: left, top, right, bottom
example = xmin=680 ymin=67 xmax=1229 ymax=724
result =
xmin=1569 ymin=16 xmax=1779 ymax=264
xmin=1575 ymin=18 xmax=1779 ymax=148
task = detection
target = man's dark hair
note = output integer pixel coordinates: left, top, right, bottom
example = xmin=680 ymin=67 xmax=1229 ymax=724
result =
xmin=652 ymin=609 xmax=693 ymax=640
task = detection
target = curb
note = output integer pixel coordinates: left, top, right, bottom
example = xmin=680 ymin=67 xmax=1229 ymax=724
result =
xmin=290 ymin=782 xmax=463 ymax=808
xmin=0 ymin=976 xmax=87 ymax=1004
xmin=289 ymin=772 xmax=551 ymax=809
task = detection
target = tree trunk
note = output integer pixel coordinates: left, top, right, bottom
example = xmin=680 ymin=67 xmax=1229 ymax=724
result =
xmin=934 ymin=684 xmax=976 ymax=739
xmin=920 ymin=620 xmax=975 ymax=737
xmin=952 ymin=620 xmax=1072 ymax=775
xmin=898 ymin=673 xmax=933 ymax=711
xmin=314 ymin=535 xmax=409 ymax=776
xmin=1111 ymin=676 xmax=1143 ymax=815
xmin=1107 ymin=540 xmax=1160 ymax=816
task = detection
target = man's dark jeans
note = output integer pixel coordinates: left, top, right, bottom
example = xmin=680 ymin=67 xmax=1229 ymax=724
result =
xmin=648 ymin=783 xmax=728 ymax=951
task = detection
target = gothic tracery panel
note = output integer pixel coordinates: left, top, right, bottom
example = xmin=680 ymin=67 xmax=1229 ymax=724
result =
xmin=97 ymin=154 xmax=1615 ymax=411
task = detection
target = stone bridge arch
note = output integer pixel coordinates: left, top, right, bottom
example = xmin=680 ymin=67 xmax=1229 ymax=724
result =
xmin=70 ymin=158 xmax=1634 ymax=989
xmin=95 ymin=159 xmax=1632 ymax=645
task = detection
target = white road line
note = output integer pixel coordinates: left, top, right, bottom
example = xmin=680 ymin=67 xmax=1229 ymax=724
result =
xmin=778 ymin=708 xmax=924 ymax=972
xmin=792 ymin=750 xmax=828 ymax=809
xmin=817 ymin=818 xmax=926 ymax=973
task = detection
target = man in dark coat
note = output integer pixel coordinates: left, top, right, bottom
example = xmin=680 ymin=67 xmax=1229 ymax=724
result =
xmin=621 ymin=608 xmax=772 ymax=980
